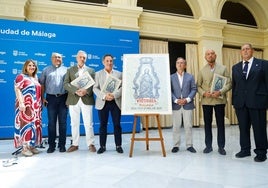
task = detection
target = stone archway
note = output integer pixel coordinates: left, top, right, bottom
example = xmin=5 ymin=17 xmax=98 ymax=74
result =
xmin=185 ymin=0 xmax=202 ymax=19
xmin=216 ymin=0 xmax=268 ymax=29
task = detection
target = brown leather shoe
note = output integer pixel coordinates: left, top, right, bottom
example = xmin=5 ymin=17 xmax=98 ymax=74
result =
xmin=89 ymin=144 xmax=96 ymax=152
xmin=67 ymin=145 xmax=78 ymax=152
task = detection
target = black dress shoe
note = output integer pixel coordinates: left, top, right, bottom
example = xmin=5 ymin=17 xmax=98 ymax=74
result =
xmin=116 ymin=146 xmax=124 ymax=154
xmin=203 ymin=147 xmax=213 ymax=153
xmin=59 ymin=146 xmax=66 ymax=153
xmin=218 ymin=148 xmax=226 ymax=155
xmin=187 ymin=147 xmax=197 ymax=153
xmin=97 ymin=147 xmax=106 ymax=154
xmin=171 ymin=147 xmax=179 ymax=153
xmin=254 ymin=155 xmax=267 ymax=162
xmin=47 ymin=147 xmax=55 ymax=153
xmin=235 ymin=151 xmax=251 ymax=158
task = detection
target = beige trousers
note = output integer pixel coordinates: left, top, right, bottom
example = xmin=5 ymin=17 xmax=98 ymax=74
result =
xmin=172 ymin=108 xmax=193 ymax=148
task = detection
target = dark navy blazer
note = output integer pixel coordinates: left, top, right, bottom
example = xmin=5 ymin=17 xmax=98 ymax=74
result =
xmin=232 ymin=57 xmax=268 ymax=109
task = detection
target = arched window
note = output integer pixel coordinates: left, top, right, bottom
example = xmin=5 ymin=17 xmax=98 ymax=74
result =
xmin=137 ymin=0 xmax=193 ymax=17
xmin=221 ymin=2 xmax=257 ymax=27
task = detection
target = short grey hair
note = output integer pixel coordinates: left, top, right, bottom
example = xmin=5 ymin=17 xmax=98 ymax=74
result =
xmin=51 ymin=52 xmax=62 ymax=58
xmin=77 ymin=50 xmax=87 ymax=57
xmin=241 ymin=43 xmax=253 ymax=50
xmin=176 ymin=57 xmax=187 ymax=65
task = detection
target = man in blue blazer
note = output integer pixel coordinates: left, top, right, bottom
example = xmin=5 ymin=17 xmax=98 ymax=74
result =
xmin=93 ymin=54 xmax=123 ymax=154
xmin=171 ymin=57 xmax=197 ymax=153
xmin=232 ymin=43 xmax=268 ymax=162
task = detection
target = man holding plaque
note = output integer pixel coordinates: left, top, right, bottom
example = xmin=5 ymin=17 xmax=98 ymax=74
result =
xmin=64 ymin=50 xmax=96 ymax=153
xmin=197 ymin=49 xmax=231 ymax=155
xmin=93 ymin=54 xmax=123 ymax=154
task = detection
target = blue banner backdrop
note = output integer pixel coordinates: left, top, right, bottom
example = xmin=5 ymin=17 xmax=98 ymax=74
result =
xmin=0 ymin=19 xmax=140 ymax=139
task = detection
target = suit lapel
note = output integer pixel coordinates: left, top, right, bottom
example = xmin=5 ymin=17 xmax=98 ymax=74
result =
xmin=72 ymin=66 xmax=79 ymax=78
xmin=247 ymin=58 xmax=258 ymax=80
xmin=100 ymin=70 xmax=107 ymax=85
xmin=236 ymin=61 xmax=245 ymax=79
xmin=175 ymin=73 xmax=182 ymax=92
xmin=182 ymin=73 xmax=187 ymax=91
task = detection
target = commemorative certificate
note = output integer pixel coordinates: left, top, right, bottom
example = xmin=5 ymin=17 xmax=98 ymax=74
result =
xmin=211 ymin=73 xmax=227 ymax=93
xmin=71 ymin=71 xmax=95 ymax=89
xmin=101 ymin=74 xmax=121 ymax=94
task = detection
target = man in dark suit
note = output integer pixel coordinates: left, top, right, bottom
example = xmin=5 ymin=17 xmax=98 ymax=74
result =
xmin=170 ymin=57 xmax=197 ymax=153
xmin=232 ymin=43 xmax=268 ymax=162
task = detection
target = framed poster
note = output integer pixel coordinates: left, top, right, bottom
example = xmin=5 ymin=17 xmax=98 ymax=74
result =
xmin=101 ymin=74 xmax=121 ymax=94
xmin=211 ymin=73 xmax=227 ymax=99
xmin=71 ymin=71 xmax=95 ymax=89
xmin=122 ymin=54 xmax=172 ymax=115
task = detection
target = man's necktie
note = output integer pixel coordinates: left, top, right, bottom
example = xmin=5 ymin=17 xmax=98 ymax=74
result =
xmin=243 ymin=61 xmax=249 ymax=78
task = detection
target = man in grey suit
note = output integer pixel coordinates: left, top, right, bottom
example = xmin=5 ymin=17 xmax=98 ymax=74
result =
xmin=93 ymin=54 xmax=123 ymax=154
xmin=197 ymin=49 xmax=231 ymax=155
xmin=171 ymin=57 xmax=197 ymax=153
xmin=64 ymin=50 xmax=96 ymax=153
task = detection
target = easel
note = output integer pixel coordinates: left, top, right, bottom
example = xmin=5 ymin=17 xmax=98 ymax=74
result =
xmin=129 ymin=114 xmax=166 ymax=157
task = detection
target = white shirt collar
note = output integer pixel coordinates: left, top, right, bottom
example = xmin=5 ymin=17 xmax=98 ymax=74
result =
xmin=243 ymin=57 xmax=254 ymax=64
xmin=104 ymin=69 xmax=113 ymax=74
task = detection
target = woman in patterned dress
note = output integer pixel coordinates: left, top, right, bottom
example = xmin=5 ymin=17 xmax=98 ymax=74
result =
xmin=14 ymin=59 xmax=42 ymax=157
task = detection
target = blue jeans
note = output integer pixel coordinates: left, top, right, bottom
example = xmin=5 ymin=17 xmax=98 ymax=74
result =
xmin=46 ymin=94 xmax=68 ymax=148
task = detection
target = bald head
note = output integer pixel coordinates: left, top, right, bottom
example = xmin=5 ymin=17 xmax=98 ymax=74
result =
xmin=205 ymin=49 xmax=217 ymax=64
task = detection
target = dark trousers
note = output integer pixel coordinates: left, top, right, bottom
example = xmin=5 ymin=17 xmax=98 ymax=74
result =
xmin=98 ymin=100 xmax=122 ymax=147
xmin=202 ymin=104 xmax=225 ymax=149
xmin=47 ymin=94 xmax=68 ymax=148
xmin=235 ymin=107 xmax=268 ymax=156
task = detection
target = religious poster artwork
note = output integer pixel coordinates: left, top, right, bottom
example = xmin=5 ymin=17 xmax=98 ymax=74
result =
xmin=211 ymin=73 xmax=227 ymax=98
xmin=71 ymin=71 xmax=95 ymax=89
xmin=101 ymin=74 xmax=121 ymax=94
xmin=122 ymin=54 xmax=172 ymax=115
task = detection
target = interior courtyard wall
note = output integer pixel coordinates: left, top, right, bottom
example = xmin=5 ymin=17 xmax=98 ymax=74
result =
xmin=1 ymin=0 xmax=267 ymax=57
xmin=1 ymin=0 xmax=268 ymax=125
